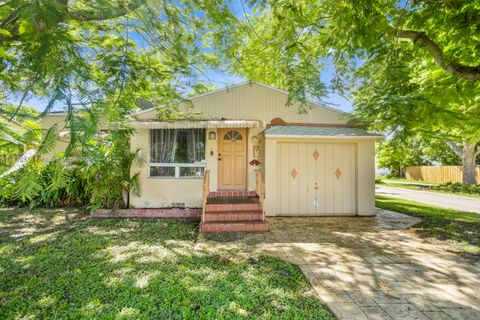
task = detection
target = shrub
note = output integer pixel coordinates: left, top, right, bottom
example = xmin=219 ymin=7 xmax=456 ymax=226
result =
xmin=0 ymin=159 xmax=87 ymax=208
xmin=0 ymin=129 xmax=142 ymax=210
xmin=433 ymin=182 xmax=480 ymax=195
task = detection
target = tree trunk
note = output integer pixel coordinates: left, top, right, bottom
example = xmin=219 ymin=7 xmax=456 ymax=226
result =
xmin=462 ymin=143 xmax=477 ymax=185
xmin=446 ymin=141 xmax=478 ymax=185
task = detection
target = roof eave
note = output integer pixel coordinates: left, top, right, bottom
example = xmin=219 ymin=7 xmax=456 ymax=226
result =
xmin=130 ymin=119 xmax=266 ymax=129
xmin=264 ymin=134 xmax=384 ymax=140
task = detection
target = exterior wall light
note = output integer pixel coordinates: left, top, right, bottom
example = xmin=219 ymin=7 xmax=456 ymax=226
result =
xmin=208 ymin=131 xmax=216 ymax=140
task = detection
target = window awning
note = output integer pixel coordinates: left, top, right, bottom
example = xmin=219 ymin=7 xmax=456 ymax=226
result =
xmin=130 ymin=120 xmax=266 ymax=129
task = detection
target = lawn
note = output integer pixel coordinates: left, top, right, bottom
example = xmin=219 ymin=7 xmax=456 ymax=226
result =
xmin=376 ymin=195 xmax=480 ymax=261
xmin=377 ymin=177 xmax=480 ymax=199
xmin=0 ymin=208 xmax=333 ymax=320
xmin=378 ymin=177 xmax=439 ymax=185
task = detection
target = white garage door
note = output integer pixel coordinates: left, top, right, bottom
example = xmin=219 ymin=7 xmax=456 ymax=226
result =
xmin=277 ymin=142 xmax=356 ymax=215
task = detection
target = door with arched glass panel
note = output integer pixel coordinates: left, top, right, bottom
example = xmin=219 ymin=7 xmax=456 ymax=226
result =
xmin=217 ymin=128 xmax=247 ymax=190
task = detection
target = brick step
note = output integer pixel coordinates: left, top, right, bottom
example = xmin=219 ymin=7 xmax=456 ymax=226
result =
xmin=205 ymin=203 xmax=262 ymax=213
xmin=200 ymin=221 xmax=269 ymax=233
xmin=208 ymin=191 xmax=258 ymax=198
xmin=207 ymin=196 xmax=259 ymax=205
xmin=203 ymin=211 xmax=263 ymax=222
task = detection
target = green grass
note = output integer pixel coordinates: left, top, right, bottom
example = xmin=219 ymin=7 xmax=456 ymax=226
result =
xmin=380 ymin=182 xmax=480 ymax=199
xmin=0 ymin=208 xmax=333 ymax=320
xmin=376 ymin=195 xmax=480 ymax=261
xmin=377 ymin=177 xmax=438 ymax=185
xmin=376 ymin=177 xmax=480 ymax=199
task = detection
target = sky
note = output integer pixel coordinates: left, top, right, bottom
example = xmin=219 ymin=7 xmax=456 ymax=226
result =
xmin=12 ymin=68 xmax=353 ymax=114
xmin=7 ymin=1 xmax=354 ymax=114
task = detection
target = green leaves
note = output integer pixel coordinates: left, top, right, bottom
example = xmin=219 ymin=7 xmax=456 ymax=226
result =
xmin=13 ymin=162 xmax=43 ymax=203
xmin=37 ymin=124 xmax=57 ymax=155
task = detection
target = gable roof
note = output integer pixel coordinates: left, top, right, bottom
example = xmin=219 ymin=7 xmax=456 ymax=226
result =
xmin=132 ymin=81 xmax=347 ymax=116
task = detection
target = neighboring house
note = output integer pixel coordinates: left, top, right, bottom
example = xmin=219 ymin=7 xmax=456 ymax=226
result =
xmin=43 ymin=81 xmax=383 ymax=232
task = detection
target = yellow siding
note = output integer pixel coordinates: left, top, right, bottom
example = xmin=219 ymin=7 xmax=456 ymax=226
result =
xmin=41 ymin=114 xmax=69 ymax=157
xmin=135 ymin=83 xmax=347 ymax=124
xmin=131 ymin=83 xmax=349 ymax=208
xmin=43 ymin=83 xmax=374 ymax=211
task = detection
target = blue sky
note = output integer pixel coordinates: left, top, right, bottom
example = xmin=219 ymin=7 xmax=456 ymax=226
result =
xmin=13 ymin=67 xmax=353 ymax=114
xmin=8 ymin=1 xmax=354 ymax=114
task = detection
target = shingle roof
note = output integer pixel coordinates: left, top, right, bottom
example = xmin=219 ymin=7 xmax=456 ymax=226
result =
xmin=264 ymin=126 xmax=383 ymax=138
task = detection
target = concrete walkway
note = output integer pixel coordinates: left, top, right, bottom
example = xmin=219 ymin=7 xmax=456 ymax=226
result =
xmin=198 ymin=211 xmax=480 ymax=320
xmin=376 ymin=185 xmax=480 ymax=214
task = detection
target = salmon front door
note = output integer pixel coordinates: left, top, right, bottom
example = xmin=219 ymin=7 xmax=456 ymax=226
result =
xmin=217 ymin=128 xmax=247 ymax=190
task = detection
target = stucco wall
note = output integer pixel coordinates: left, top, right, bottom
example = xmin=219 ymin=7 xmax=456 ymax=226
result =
xmin=129 ymin=128 xmax=204 ymax=208
xmin=264 ymin=137 xmax=377 ymax=216
xmin=130 ymin=127 xmax=265 ymax=208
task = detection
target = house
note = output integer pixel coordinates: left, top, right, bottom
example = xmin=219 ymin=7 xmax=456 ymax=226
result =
xmin=43 ymin=81 xmax=383 ymax=232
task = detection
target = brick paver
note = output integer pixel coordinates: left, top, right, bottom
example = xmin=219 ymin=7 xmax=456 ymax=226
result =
xmin=198 ymin=209 xmax=480 ymax=319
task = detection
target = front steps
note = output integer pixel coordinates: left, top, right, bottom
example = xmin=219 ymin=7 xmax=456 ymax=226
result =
xmin=200 ymin=191 xmax=268 ymax=233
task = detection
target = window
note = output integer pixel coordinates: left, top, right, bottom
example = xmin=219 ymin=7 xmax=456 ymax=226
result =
xmin=149 ymin=129 xmax=206 ymax=178
xmin=223 ymin=130 xmax=243 ymax=142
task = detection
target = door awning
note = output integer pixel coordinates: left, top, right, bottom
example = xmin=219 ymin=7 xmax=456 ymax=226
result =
xmin=130 ymin=120 xmax=266 ymax=129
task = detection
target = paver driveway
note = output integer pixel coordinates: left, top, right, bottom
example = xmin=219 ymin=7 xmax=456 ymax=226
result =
xmin=198 ymin=210 xmax=480 ymax=320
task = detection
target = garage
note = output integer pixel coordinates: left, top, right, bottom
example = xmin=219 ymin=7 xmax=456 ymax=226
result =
xmin=263 ymin=126 xmax=383 ymax=216
xmin=277 ymin=141 xmax=356 ymax=215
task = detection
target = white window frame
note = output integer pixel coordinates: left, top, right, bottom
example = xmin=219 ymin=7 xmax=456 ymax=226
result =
xmin=148 ymin=162 xmax=206 ymax=179
xmin=148 ymin=128 xmax=207 ymax=179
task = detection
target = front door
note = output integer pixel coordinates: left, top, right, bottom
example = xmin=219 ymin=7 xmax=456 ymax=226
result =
xmin=217 ymin=128 xmax=247 ymax=190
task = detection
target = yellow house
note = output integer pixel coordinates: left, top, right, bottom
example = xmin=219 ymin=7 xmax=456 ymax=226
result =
xmin=43 ymin=81 xmax=383 ymax=233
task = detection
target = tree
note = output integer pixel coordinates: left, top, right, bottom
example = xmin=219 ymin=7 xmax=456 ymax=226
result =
xmin=353 ymin=51 xmax=480 ymax=185
xmin=0 ymin=0 xmax=237 ymax=122
xmin=0 ymin=104 xmax=41 ymax=171
xmin=223 ymin=1 xmax=480 ymax=91
xmin=0 ymin=1 xmax=240 ymax=208
xmin=376 ymin=138 xmax=430 ymax=178
xmin=216 ymin=0 xmax=480 ymax=184
xmin=375 ymin=135 xmax=478 ymax=178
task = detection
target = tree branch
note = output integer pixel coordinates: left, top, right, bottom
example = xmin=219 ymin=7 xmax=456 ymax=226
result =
xmin=392 ymin=27 xmax=480 ymax=80
xmin=446 ymin=141 xmax=462 ymax=157
xmin=8 ymin=82 xmax=34 ymax=122
xmin=66 ymin=0 xmax=145 ymax=21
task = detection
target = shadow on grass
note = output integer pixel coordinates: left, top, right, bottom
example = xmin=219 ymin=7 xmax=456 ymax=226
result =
xmin=0 ymin=207 xmax=333 ymax=320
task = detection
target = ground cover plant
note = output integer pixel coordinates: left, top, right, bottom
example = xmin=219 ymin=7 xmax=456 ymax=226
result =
xmin=376 ymin=195 xmax=480 ymax=262
xmin=0 ymin=208 xmax=333 ymax=320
